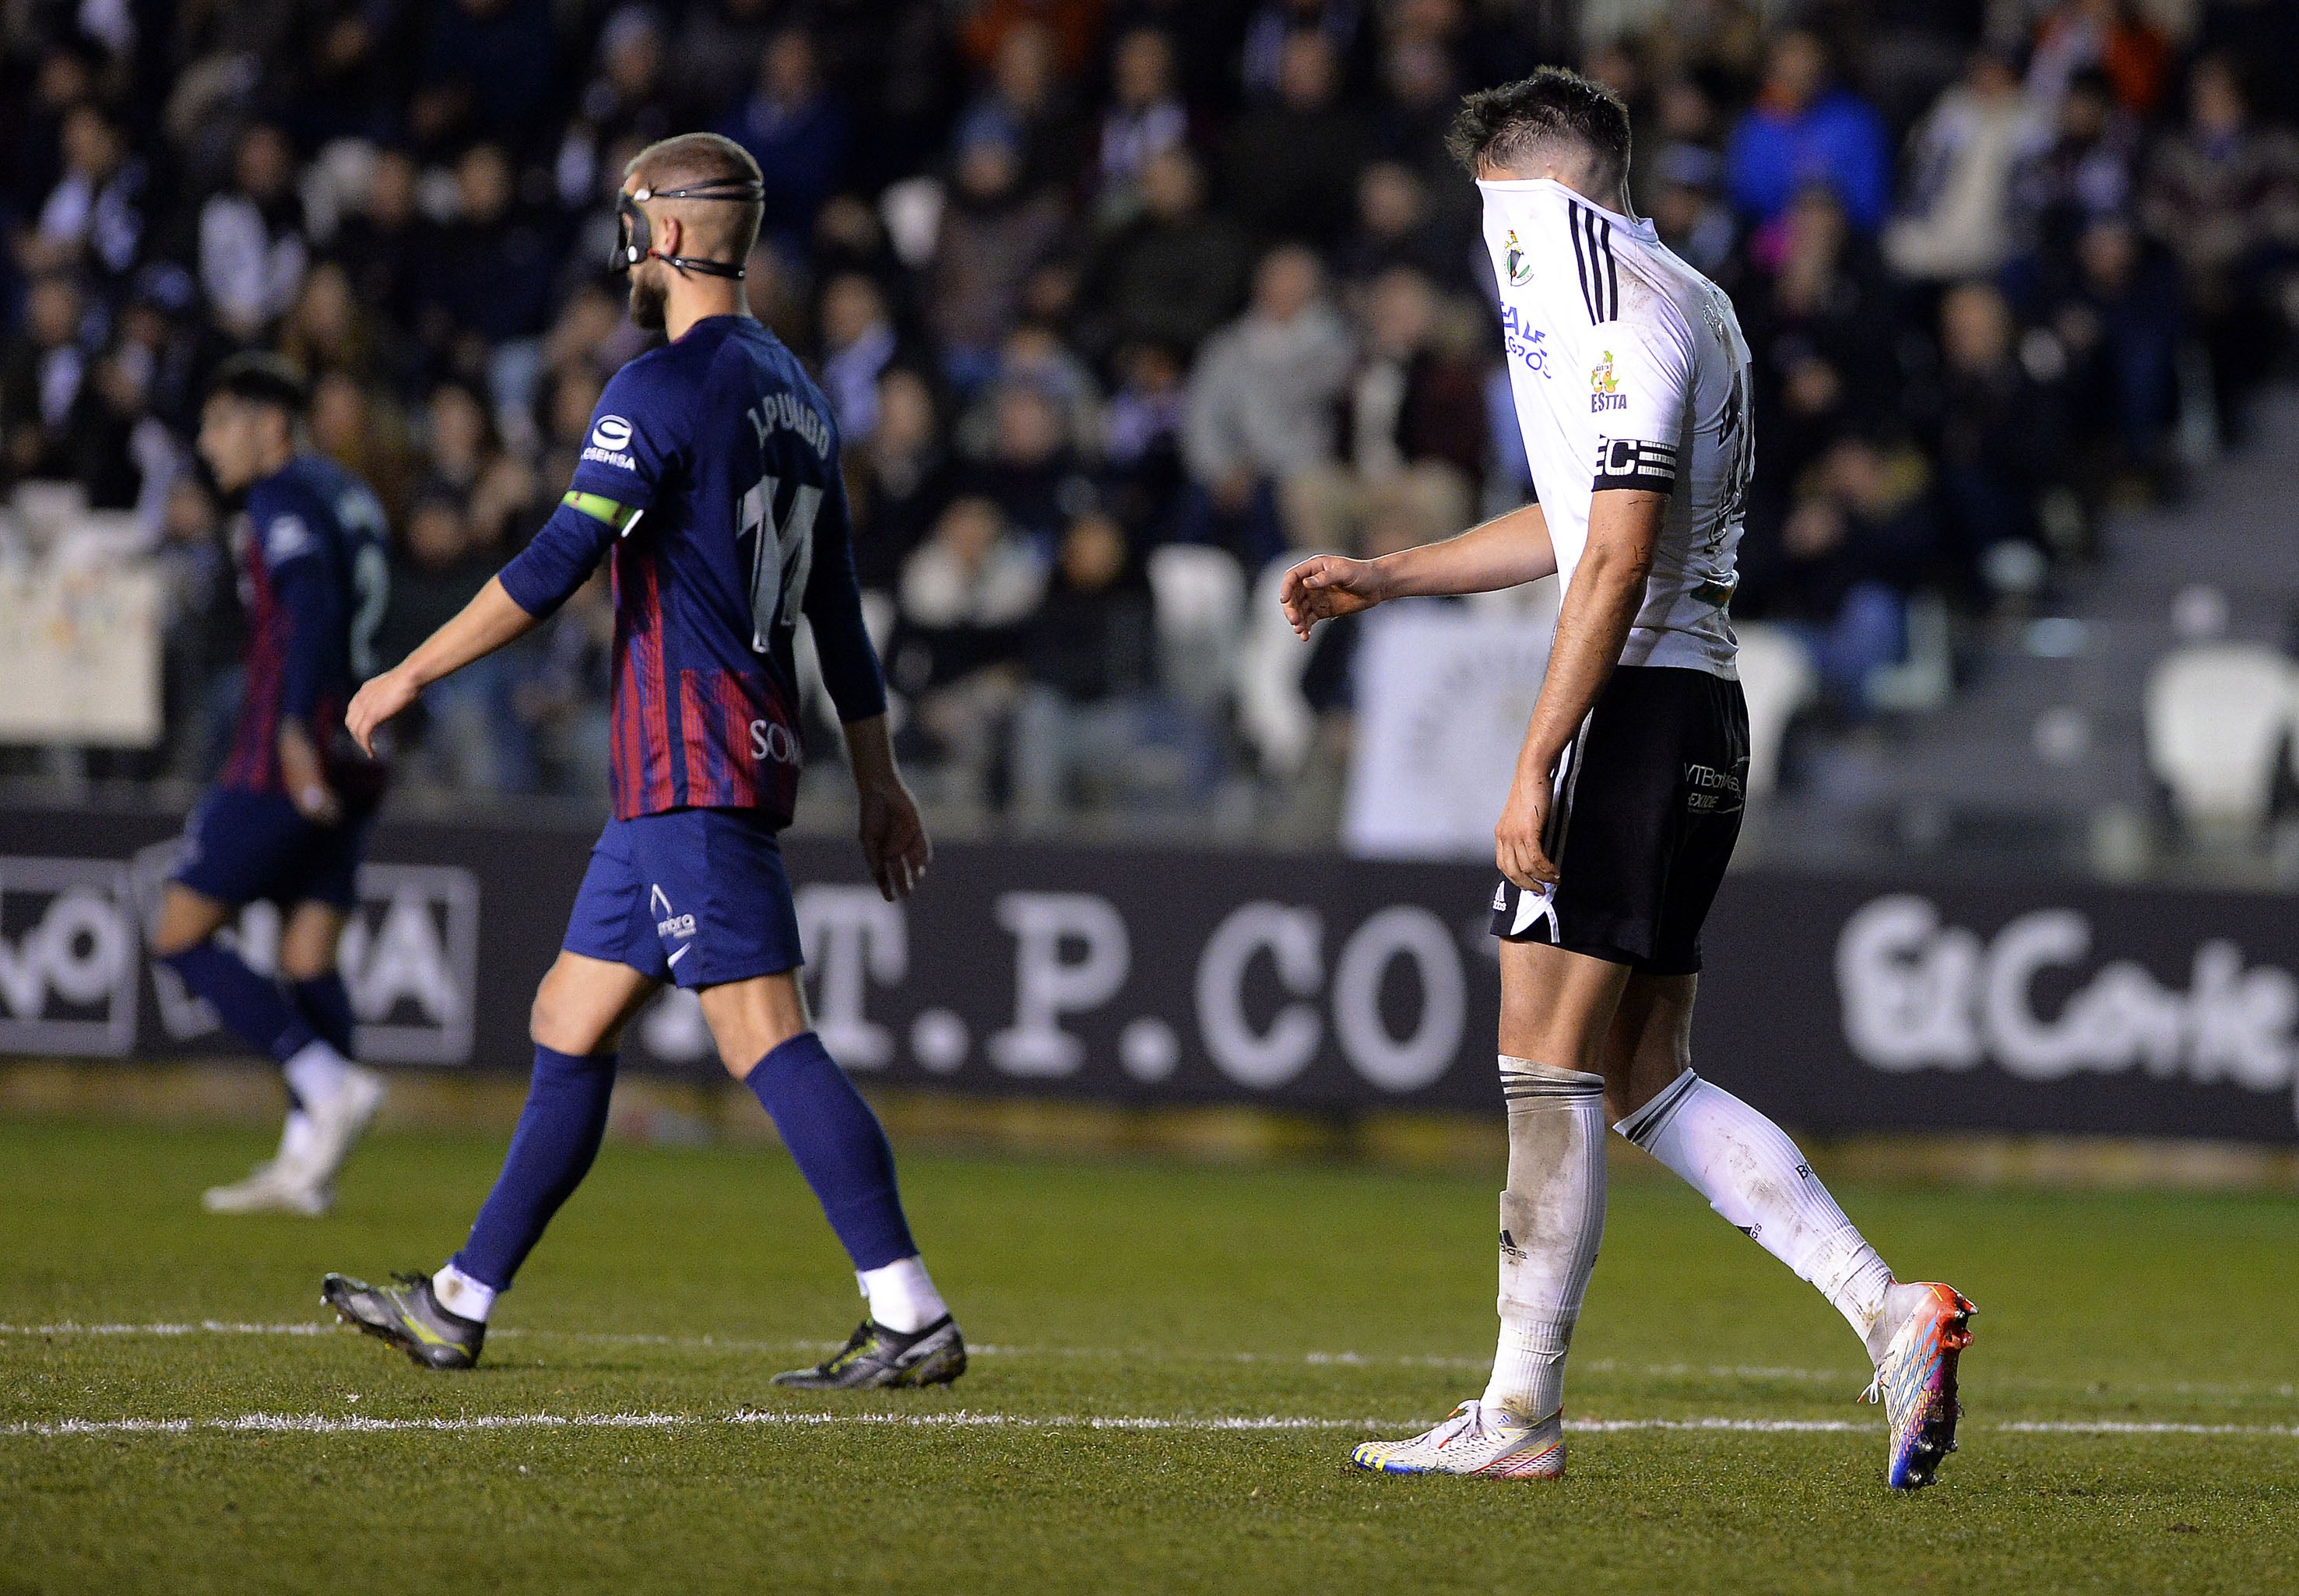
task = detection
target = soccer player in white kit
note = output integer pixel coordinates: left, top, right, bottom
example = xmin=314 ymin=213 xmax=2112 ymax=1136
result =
xmin=1280 ymin=68 xmax=1974 ymax=1490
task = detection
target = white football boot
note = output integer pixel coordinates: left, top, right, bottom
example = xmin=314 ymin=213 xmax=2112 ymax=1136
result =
xmin=203 ymin=1067 xmax=385 ymax=1216
xmin=1351 ymin=1401 xmax=1566 ymax=1479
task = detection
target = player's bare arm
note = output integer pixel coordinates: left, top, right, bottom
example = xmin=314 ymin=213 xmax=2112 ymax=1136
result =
xmin=1494 ymin=487 xmax=1664 ymax=890
xmin=1279 ymin=501 xmax=1556 ymax=638
xmin=845 ymin=713 xmax=931 ymax=902
xmin=344 ymin=578 xmax=542 ymax=756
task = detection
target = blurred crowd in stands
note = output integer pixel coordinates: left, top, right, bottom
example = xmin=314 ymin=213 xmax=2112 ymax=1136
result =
xmin=2 ymin=0 xmax=2296 ymax=820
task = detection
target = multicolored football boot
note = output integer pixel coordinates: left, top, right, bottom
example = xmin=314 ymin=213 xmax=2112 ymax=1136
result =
xmin=1350 ymin=1401 xmax=1566 ymax=1479
xmin=322 ymin=1271 xmax=485 ymax=1370
xmin=770 ymin=1316 xmax=967 ymax=1390
xmin=1861 ymin=1282 xmax=1976 ymax=1489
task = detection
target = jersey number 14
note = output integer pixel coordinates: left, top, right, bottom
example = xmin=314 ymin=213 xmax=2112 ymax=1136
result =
xmin=737 ymin=474 xmax=821 ymax=652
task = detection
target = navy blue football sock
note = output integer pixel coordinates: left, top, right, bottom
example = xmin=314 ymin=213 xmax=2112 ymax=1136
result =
xmin=161 ymin=942 xmax=315 ymax=1067
xmin=453 ymin=1046 xmax=617 ymax=1292
xmin=290 ymin=972 xmax=357 ymax=1056
xmin=745 ymin=1032 xmax=918 ymax=1271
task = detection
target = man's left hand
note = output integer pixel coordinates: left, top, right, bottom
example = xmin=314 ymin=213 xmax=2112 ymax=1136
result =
xmin=858 ymin=775 xmax=932 ymax=902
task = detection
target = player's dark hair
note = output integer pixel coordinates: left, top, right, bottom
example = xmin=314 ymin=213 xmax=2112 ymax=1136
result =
xmin=207 ymin=352 xmax=310 ymax=417
xmin=1447 ymin=66 xmax=1632 ymax=191
xmin=627 ymin=132 xmax=765 ymax=267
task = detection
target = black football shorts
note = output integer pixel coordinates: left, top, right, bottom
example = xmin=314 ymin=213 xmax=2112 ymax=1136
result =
xmin=1489 ymin=664 xmax=1749 ymax=976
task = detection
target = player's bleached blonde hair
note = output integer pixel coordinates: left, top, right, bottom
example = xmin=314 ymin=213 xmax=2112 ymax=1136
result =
xmin=626 ymin=132 xmax=765 ymax=265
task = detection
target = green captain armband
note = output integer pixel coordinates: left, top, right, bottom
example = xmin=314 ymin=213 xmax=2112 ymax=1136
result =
xmin=563 ymin=490 xmax=642 ymax=532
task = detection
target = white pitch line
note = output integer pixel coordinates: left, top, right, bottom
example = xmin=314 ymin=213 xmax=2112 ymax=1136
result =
xmin=4 ymin=1408 xmax=2297 ymax=1443
xmin=4 ymin=1322 xmax=2294 ymax=1406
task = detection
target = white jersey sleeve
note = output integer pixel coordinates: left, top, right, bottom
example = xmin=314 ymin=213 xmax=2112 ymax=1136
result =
xmin=1587 ymin=305 xmax=1695 ymax=497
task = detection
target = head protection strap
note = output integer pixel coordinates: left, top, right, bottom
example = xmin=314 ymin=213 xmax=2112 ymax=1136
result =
xmin=611 ymin=178 xmax=764 ymax=279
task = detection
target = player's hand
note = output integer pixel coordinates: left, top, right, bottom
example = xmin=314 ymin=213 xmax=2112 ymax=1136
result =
xmin=345 ymin=667 xmax=420 ymax=759
xmin=277 ymin=722 xmax=343 ymax=827
xmin=1495 ymin=768 xmax=1559 ymax=892
xmin=1278 ymin=555 xmax=1386 ymax=639
xmin=858 ymin=773 xmax=932 ymax=902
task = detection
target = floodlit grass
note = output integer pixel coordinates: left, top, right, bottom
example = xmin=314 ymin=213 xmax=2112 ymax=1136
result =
xmin=2 ymin=1117 xmax=2294 ymax=1594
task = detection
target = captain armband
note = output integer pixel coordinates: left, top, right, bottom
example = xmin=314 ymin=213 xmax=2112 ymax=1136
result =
xmin=1591 ymin=437 xmax=1679 ymax=494
xmin=562 ymin=490 xmax=643 ymax=535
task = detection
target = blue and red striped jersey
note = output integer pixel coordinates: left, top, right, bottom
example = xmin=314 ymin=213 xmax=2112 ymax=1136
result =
xmin=220 ymin=454 xmax=391 ymax=796
xmin=500 ymin=314 xmax=885 ymax=828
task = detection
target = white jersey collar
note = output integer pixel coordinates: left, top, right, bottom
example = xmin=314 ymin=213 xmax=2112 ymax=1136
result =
xmin=1475 ymin=176 xmax=1658 ymax=244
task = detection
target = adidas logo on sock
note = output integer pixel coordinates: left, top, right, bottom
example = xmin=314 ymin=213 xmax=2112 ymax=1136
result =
xmin=1499 ymin=1228 xmax=1526 ymax=1263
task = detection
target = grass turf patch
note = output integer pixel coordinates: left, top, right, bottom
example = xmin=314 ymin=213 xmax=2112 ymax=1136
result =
xmin=2 ymin=1117 xmax=2294 ymax=1594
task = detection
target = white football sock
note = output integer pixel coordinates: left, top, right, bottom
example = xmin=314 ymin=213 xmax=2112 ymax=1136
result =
xmin=432 ymin=1262 xmax=497 ymax=1323
xmin=277 ymin=1109 xmax=319 ymax=1169
xmin=1616 ymin=1070 xmax=1896 ymax=1352
xmin=1482 ymin=1057 xmax=1607 ymax=1424
xmin=859 ymin=1256 xmax=947 ymax=1334
xmin=282 ymin=1039 xmax=354 ymax=1112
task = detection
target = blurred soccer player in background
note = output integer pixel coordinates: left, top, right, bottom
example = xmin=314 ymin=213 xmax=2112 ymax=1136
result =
xmin=320 ymin=134 xmax=963 ymax=1390
xmin=148 ymin=355 xmax=393 ymax=1217
xmin=1283 ymin=70 xmax=1974 ymax=1490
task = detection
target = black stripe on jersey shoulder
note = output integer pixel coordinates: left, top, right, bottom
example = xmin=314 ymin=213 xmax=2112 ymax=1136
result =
xmin=1597 ymin=214 xmax=1619 ymax=322
xmin=1566 ymin=200 xmax=1621 ymax=324
xmin=1566 ymin=201 xmax=1596 ymax=322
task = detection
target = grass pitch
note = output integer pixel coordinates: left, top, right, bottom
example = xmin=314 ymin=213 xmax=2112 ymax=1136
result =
xmin=2 ymin=1116 xmax=2295 ymax=1595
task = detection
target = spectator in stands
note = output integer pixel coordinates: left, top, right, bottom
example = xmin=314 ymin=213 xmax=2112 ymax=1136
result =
xmin=1221 ymin=31 xmax=1372 ymax=249
xmin=1093 ymin=26 xmax=1191 ymax=223
xmin=23 ymin=104 xmax=146 ymax=289
xmin=1011 ymin=511 xmax=1166 ymax=821
xmin=417 ymin=143 xmax=560 ymax=395
xmin=958 ymin=21 xmax=1086 ymax=199
xmin=380 ymin=487 xmax=536 ymax=793
xmin=2 ymin=274 xmax=90 ymax=483
xmin=199 ymin=124 xmax=308 ymax=343
xmin=1077 ymin=147 xmax=1252 ymax=362
xmin=1294 ymin=265 xmax=1485 ymax=547
xmin=1647 ymin=142 xmax=1742 ymax=287
xmin=1741 ymin=186 xmax=1896 ymax=494
xmin=333 ymin=147 xmax=428 ymax=337
xmin=411 ymin=0 xmax=559 ymax=150
xmin=2011 ymin=68 xmax=2141 ymax=298
xmin=850 ymin=365 xmax=952 ymax=592
xmin=1931 ymin=281 xmax=2065 ymax=592
xmin=721 ymin=26 xmax=852 ymax=257
xmin=2027 ymin=0 xmax=2173 ymax=121
xmin=964 ymin=378 xmax=1094 ymax=553
xmin=1885 ymin=47 xmax=2048 ymax=284
xmin=1739 ymin=433 xmax=1940 ymax=713
xmin=1335 ymin=161 xmax=1467 ymax=294
xmin=557 ymin=5 xmax=677 ymax=213
xmin=1099 ymin=340 xmax=1189 ymax=543
xmin=928 ymin=124 xmax=1068 ymax=391
xmin=888 ymin=494 xmax=1048 ymax=803
xmin=1182 ymin=244 xmax=1355 ymax=569
xmin=817 ymin=272 xmax=902 ymax=441
xmin=1726 ymin=29 xmax=1893 ymax=240
xmin=2141 ymin=55 xmax=2299 ymax=445
xmin=417 ymin=378 xmax=534 ymax=554
xmin=2048 ymin=213 xmax=2181 ymax=492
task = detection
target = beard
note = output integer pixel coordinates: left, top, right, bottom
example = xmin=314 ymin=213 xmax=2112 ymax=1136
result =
xmin=628 ymin=271 xmax=668 ymax=332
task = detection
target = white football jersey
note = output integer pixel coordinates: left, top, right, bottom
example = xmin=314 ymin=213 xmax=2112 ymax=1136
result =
xmin=1478 ymin=178 xmax=1752 ymax=678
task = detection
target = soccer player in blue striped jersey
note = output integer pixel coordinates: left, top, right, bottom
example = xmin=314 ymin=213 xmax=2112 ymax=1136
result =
xmin=149 ymin=354 xmax=393 ymax=1217
xmin=321 ymin=134 xmax=961 ymax=1390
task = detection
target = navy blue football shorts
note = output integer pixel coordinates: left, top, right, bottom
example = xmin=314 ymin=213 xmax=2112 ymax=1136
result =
xmin=170 ymin=786 xmax=372 ymax=909
xmin=561 ymin=808 xmax=804 ymax=989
